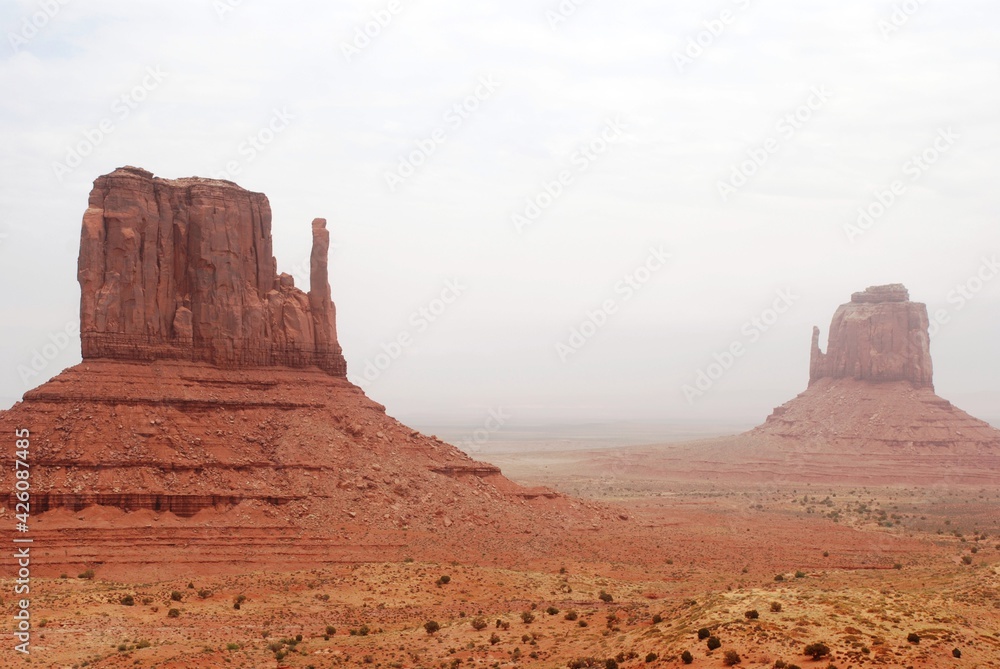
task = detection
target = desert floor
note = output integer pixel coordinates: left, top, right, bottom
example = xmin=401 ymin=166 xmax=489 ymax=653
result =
xmin=3 ymin=443 xmax=999 ymax=669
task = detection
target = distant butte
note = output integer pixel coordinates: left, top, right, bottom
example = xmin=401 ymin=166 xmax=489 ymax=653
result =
xmin=809 ymin=284 xmax=933 ymax=387
xmin=589 ymin=284 xmax=1000 ymax=486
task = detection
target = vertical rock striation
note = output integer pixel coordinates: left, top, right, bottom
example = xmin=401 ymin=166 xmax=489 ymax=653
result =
xmin=77 ymin=166 xmax=346 ymax=375
xmin=809 ymin=284 xmax=932 ymax=388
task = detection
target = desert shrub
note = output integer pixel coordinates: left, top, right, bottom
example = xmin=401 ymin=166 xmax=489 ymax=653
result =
xmin=120 ymin=595 xmax=135 ymax=606
xmin=471 ymin=617 xmax=488 ymax=630
xmin=226 ymin=642 xmax=240 ymax=651
xmin=707 ymin=636 xmax=722 ymax=650
xmin=424 ymin=620 xmax=440 ymax=635
xmin=680 ymin=650 xmax=693 ymax=664
xmin=773 ymin=661 xmax=786 ymax=668
xmin=605 ymin=659 xmax=618 ymax=669
xmin=167 ymin=608 xmax=180 ymax=618
xmin=697 ymin=627 xmax=711 ymax=640
xmin=521 ymin=611 xmax=535 ymax=624
xmin=565 ymin=610 xmax=578 ymax=621
xmin=645 ymin=652 xmax=658 ymax=662
xmin=489 ymin=632 xmax=500 ymax=644
xmin=774 ymin=574 xmax=784 ymax=582
xmin=578 ymin=620 xmax=588 ymax=627
xmin=723 ymin=650 xmax=741 ymax=666
xmin=197 ymin=588 xmax=212 ymax=599
xmin=794 ymin=571 xmax=806 ymax=579
xmin=952 ymin=648 xmax=962 ymax=658
xmin=546 ymin=606 xmax=560 ymax=616
xmin=79 ymin=569 xmax=95 ymax=580
xmin=961 ymin=555 xmax=973 ymax=565
xmin=136 ymin=640 xmax=151 ymax=649
xmin=804 ymin=642 xmax=830 ymax=659
xmin=170 ymin=591 xmax=182 ymax=602
xmin=117 ymin=643 xmax=127 ymax=652
xmin=295 ymin=634 xmax=303 ymax=642
xmin=598 ymin=591 xmax=613 ymax=603
xmin=770 ymin=601 xmax=782 ymax=612
xmin=325 ymin=625 xmax=336 ymax=635
xmin=745 ymin=609 xmax=759 ymax=620
xmin=652 ymin=613 xmax=663 ymax=624
xmin=907 ymin=632 xmax=920 ymax=644
xmin=437 ymin=575 xmax=451 ymax=585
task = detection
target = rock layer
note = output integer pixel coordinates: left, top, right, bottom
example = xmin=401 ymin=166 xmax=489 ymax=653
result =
xmin=78 ymin=166 xmax=346 ymax=375
xmin=809 ymin=284 xmax=932 ymax=387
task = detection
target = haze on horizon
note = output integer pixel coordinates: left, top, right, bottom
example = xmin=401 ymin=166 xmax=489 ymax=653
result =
xmin=1 ymin=1 xmax=998 ymax=433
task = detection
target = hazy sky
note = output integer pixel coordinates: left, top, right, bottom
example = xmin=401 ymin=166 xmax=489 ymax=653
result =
xmin=1 ymin=0 xmax=998 ymax=431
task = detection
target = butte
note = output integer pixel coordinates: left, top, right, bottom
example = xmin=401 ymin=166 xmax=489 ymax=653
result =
xmin=0 ymin=167 xmax=609 ymax=579
xmin=588 ymin=284 xmax=1000 ymax=485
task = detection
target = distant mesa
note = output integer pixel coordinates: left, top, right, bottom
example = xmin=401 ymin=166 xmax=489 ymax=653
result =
xmin=79 ymin=166 xmax=346 ymax=375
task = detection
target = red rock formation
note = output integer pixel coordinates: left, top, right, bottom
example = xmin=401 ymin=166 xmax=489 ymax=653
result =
xmin=605 ymin=284 xmax=1000 ymax=485
xmin=809 ymin=284 xmax=932 ymax=387
xmin=0 ymin=167 xmax=604 ymax=577
xmin=78 ymin=166 xmax=346 ymax=375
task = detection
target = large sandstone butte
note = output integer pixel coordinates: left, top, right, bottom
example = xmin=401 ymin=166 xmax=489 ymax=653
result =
xmin=580 ymin=284 xmax=1000 ymax=485
xmin=78 ymin=166 xmax=346 ymax=375
xmin=0 ymin=167 xmax=610 ymax=579
xmin=809 ymin=284 xmax=933 ymax=387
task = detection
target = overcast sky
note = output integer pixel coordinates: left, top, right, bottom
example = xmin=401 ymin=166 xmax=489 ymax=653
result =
xmin=1 ymin=0 xmax=998 ymax=432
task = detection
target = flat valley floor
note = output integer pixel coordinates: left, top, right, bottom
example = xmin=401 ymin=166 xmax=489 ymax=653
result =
xmin=3 ymin=440 xmax=998 ymax=669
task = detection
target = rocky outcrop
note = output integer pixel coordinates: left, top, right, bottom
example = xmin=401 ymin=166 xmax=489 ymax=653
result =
xmin=0 ymin=167 xmax=609 ymax=577
xmin=809 ymin=284 xmax=932 ymax=387
xmin=78 ymin=166 xmax=346 ymax=375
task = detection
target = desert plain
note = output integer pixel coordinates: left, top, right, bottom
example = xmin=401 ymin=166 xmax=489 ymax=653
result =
xmin=3 ymin=445 xmax=999 ymax=669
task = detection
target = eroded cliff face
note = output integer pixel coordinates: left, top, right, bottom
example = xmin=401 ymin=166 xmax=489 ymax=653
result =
xmin=78 ymin=166 xmax=346 ymax=375
xmin=809 ymin=284 xmax=932 ymax=388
